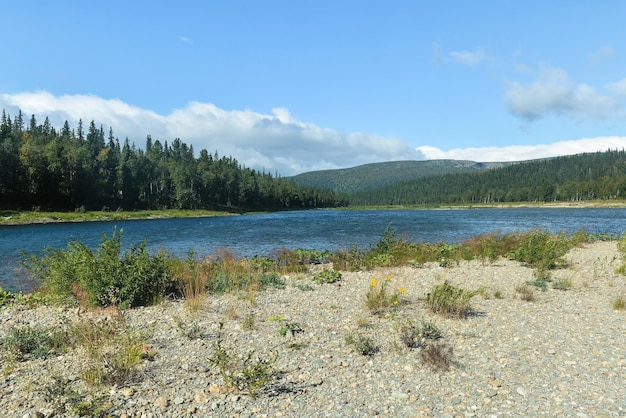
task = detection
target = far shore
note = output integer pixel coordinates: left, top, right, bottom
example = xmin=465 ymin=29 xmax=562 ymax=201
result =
xmin=2 ymin=200 xmax=626 ymax=226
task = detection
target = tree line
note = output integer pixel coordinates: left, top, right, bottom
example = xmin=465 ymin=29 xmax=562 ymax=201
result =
xmin=347 ymin=149 xmax=626 ymax=206
xmin=0 ymin=110 xmax=346 ymax=211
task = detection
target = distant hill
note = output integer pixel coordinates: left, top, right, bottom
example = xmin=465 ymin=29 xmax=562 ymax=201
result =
xmin=347 ymin=150 xmax=626 ymax=206
xmin=288 ymin=160 xmax=513 ymax=194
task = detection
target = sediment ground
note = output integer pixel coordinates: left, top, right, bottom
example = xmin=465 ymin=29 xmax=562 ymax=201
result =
xmin=1 ymin=241 xmax=625 ymax=417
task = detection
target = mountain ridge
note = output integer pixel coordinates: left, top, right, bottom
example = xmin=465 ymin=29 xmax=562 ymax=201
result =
xmin=288 ymin=159 xmax=515 ymax=194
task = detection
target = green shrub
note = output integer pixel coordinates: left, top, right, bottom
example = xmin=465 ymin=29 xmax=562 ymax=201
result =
xmin=425 ymin=281 xmax=476 ymax=319
xmin=3 ymin=326 xmax=65 ymax=360
xmin=365 ymin=276 xmax=405 ymax=315
xmin=330 ymin=246 xmax=364 ymax=271
xmin=23 ymin=228 xmax=172 ymax=308
xmin=312 ymin=269 xmax=342 ymax=284
xmin=345 ymin=333 xmax=378 ymax=356
xmin=208 ymin=323 xmax=277 ymax=396
xmin=506 ymin=229 xmax=570 ymax=271
xmin=612 ymin=295 xmax=626 ymax=311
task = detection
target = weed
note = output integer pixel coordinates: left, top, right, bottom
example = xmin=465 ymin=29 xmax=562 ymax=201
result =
xmin=3 ymin=325 xmax=65 ymax=360
xmin=267 ymin=316 xmax=303 ymax=337
xmin=174 ymin=316 xmax=205 ymax=340
xmin=398 ymin=321 xmax=420 ymax=348
xmin=345 ymin=333 xmax=378 ymax=356
xmin=425 ymin=281 xmax=476 ymax=319
xmin=493 ymin=290 xmax=504 ymax=299
xmin=552 ymin=277 xmax=572 ymax=290
xmin=71 ymin=314 xmax=153 ymax=386
xmin=312 ymin=269 xmax=342 ymax=284
xmin=515 ymin=284 xmax=535 ymax=302
xmin=295 ymin=283 xmax=314 ymax=291
xmin=208 ymin=323 xmax=277 ymax=396
xmin=330 ymin=246 xmax=364 ymax=271
xmin=419 ymin=342 xmax=454 ymax=371
xmin=42 ymin=374 xmax=111 ymax=417
xmin=528 ymin=278 xmax=549 ymax=292
xmin=171 ymin=250 xmax=210 ymax=312
xmin=242 ymin=314 xmax=255 ymax=330
xmin=612 ymin=295 xmax=626 ymax=311
xmin=365 ymin=275 xmax=405 ymax=315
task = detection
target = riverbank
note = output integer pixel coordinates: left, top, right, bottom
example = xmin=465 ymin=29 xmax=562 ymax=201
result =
xmin=1 ymin=241 xmax=625 ymax=417
xmin=0 ymin=209 xmax=236 ymax=226
xmin=4 ymin=200 xmax=626 ymax=227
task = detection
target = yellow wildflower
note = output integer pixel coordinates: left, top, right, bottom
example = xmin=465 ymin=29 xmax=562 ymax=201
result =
xmin=399 ymin=287 xmax=407 ymax=295
xmin=370 ymin=278 xmax=377 ymax=288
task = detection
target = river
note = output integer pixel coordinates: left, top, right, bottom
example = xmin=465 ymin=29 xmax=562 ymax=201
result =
xmin=1 ymin=207 xmax=625 ymax=291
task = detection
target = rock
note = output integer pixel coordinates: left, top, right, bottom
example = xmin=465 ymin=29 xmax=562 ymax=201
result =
xmin=154 ymin=397 xmax=169 ymax=408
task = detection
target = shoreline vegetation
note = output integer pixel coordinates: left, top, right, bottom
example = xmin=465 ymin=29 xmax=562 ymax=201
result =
xmin=0 ymin=227 xmax=625 ymax=416
xmin=3 ymin=199 xmax=626 ymax=226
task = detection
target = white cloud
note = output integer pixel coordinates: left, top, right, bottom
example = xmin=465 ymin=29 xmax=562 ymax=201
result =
xmin=448 ymin=48 xmax=486 ymax=67
xmin=417 ymin=136 xmax=626 ymax=162
xmin=606 ymin=78 xmax=626 ymax=96
xmin=588 ymin=46 xmax=615 ymax=66
xmin=503 ymin=67 xmax=619 ymax=122
xmin=432 ymin=44 xmax=486 ymax=68
xmin=0 ymin=91 xmax=424 ymax=175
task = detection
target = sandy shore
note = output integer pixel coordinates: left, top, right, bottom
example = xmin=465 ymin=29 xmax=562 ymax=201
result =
xmin=1 ymin=241 xmax=625 ymax=417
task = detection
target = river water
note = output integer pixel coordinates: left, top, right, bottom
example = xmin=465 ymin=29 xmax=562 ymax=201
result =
xmin=1 ymin=207 xmax=625 ymax=291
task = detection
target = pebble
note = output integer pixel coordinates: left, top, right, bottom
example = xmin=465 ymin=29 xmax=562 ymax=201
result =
xmin=0 ymin=241 xmax=625 ymax=417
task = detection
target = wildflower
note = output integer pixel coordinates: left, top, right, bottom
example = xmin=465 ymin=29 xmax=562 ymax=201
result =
xmin=399 ymin=287 xmax=407 ymax=295
xmin=384 ymin=274 xmax=392 ymax=282
xmin=370 ymin=278 xmax=377 ymax=288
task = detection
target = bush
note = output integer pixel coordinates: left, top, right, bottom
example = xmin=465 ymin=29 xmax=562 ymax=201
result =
xmin=418 ymin=342 xmax=454 ymax=371
xmin=3 ymin=326 xmax=65 ymax=360
xmin=506 ymin=229 xmax=570 ymax=271
xmin=345 ymin=333 xmax=378 ymax=356
xmin=312 ymin=269 xmax=342 ymax=284
xmin=24 ymin=228 xmax=172 ymax=308
xmin=365 ymin=276 xmax=405 ymax=315
xmin=425 ymin=281 xmax=476 ymax=319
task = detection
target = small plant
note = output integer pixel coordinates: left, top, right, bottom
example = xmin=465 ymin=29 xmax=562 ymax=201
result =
xmin=516 ymin=284 xmax=535 ymax=302
xmin=528 ymin=278 xmax=548 ymax=292
xmin=312 ymin=269 xmax=342 ymax=284
xmin=506 ymin=229 xmax=570 ymax=271
xmin=419 ymin=319 xmax=443 ymax=340
xmin=174 ymin=316 xmax=205 ymax=340
xmin=418 ymin=342 xmax=454 ymax=371
xmin=493 ymin=289 xmax=504 ymax=299
xmin=242 ymin=314 xmax=255 ymax=330
xmin=612 ymin=295 xmax=626 ymax=311
xmin=345 ymin=333 xmax=378 ymax=356
xmin=294 ymin=283 xmax=314 ymax=291
xmin=71 ymin=315 xmax=153 ymax=387
xmin=552 ymin=277 xmax=572 ymax=291
xmin=398 ymin=321 xmax=420 ymax=348
xmin=208 ymin=323 xmax=277 ymax=396
xmin=3 ymin=325 xmax=64 ymax=360
xmin=425 ymin=281 xmax=476 ymax=319
xmin=267 ymin=316 xmax=303 ymax=337
xmin=365 ymin=275 xmax=405 ymax=315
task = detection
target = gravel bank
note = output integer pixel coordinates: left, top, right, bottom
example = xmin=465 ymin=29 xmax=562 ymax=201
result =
xmin=1 ymin=241 xmax=625 ymax=417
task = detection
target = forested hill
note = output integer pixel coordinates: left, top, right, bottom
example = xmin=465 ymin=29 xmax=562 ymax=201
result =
xmin=0 ymin=110 xmax=346 ymax=211
xmin=347 ymin=150 xmax=626 ymax=206
xmin=289 ymin=160 xmax=512 ymax=194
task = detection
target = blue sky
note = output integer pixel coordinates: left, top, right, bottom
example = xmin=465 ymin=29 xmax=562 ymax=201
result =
xmin=2 ymin=1 xmax=626 ymax=175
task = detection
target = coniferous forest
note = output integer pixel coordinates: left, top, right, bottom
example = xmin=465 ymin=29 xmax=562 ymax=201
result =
xmin=348 ymin=149 xmax=626 ymax=206
xmin=0 ymin=110 xmax=346 ymax=211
